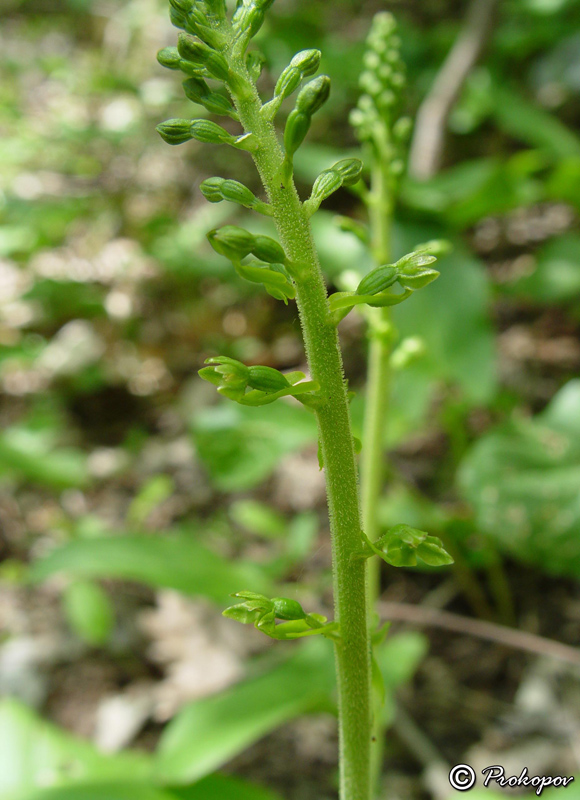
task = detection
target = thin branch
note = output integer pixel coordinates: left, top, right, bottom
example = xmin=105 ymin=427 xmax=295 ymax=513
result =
xmin=379 ymin=601 xmax=580 ymax=667
xmin=408 ymin=0 xmax=499 ymax=180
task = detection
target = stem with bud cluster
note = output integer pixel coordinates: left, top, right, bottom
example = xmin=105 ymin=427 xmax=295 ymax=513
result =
xmin=155 ymin=5 xmax=453 ymax=799
xmin=225 ymin=62 xmax=373 ymax=800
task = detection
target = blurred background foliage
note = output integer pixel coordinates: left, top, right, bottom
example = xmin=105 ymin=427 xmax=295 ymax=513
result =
xmin=1 ymin=0 xmax=580 ymax=798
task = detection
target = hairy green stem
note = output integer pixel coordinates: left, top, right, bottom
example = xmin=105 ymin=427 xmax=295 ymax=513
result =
xmin=362 ymin=160 xmax=394 ymax=795
xmin=228 ymin=65 xmax=372 ymax=800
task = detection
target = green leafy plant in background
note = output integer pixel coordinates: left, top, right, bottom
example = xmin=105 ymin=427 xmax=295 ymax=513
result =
xmin=154 ymin=3 xmax=453 ymax=799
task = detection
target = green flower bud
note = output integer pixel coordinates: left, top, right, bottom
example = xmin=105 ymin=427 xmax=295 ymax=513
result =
xmin=395 ymin=251 xmax=437 ymax=271
xmin=199 ymin=177 xmax=228 ymax=203
xmin=311 ymin=168 xmax=342 ymax=202
xmin=376 ymin=524 xmax=453 ymax=568
xmin=184 ymin=8 xmax=227 ymax=50
xmin=169 ymin=0 xmax=193 ymax=14
xmin=283 ymin=109 xmax=311 ymax=158
xmin=202 ymin=0 xmax=227 ymax=21
xmin=207 ymin=225 xmax=256 ymax=260
xmin=232 ymin=590 xmax=271 ymax=604
xmin=274 ymin=66 xmax=302 ymax=101
xmin=177 ymin=33 xmax=230 ymax=81
xmin=169 ymin=5 xmax=187 ymax=30
xmin=189 ymin=119 xmax=238 ymax=146
xmin=335 ymin=158 xmax=363 ymax=186
xmin=416 ymin=537 xmax=454 ymax=566
xmin=182 ymin=78 xmax=236 ymax=117
xmin=296 ymin=75 xmax=331 ymax=116
xmin=291 ymin=48 xmax=321 ymax=76
xmin=232 ymin=0 xmax=275 ymax=42
xmin=200 ymin=177 xmax=251 ymax=205
xmin=274 ymin=49 xmax=322 ymax=101
xmin=200 ymin=177 xmax=272 ymax=215
xmin=157 ymin=47 xmax=208 ymax=78
xmin=397 ymin=267 xmax=440 ymax=290
xmin=222 ymin=604 xmax=261 ymax=624
xmin=157 ymin=47 xmax=182 ymax=70
xmin=251 ymin=234 xmax=287 ymax=264
xmin=235 ymin=262 xmax=296 ymax=303
xmin=303 ymin=158 xmax=362 ymax=216
xmin=271 ymin=597 xmax=306 ymax=621
xmin=156 ymin=118 xmax=195 ymax=145
xmin=247 ymin=366 xmax=290 ymax=392
xmin=356 ymin=264 xmax=398 ymax=296
xmin=200 ymin=356 xmax=250 ymax=400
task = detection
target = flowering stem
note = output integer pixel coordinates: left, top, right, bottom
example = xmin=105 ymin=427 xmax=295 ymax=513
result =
xmin=227 ymin=63 xmax=372 ymax=800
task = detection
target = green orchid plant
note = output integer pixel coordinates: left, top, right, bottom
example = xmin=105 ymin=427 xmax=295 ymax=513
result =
xmin=155 ymin=3 xmax=453 ymax=798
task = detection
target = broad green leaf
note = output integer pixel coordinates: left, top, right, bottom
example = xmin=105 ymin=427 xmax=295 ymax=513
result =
xmin=171 ymin=774 xmax=283 ymax=800
xmin=192 ymin=402 xmax=317 ymax=492
xmin=509 ymin=234 xmax=580 ymax=302
xmin=0 ymin=698 xmax=150 ymax=800
xmin=458 ymin=380 xmax=580 ymax=578
xmin=153 ymin=639 xmax=335 ymax=784
xmin=31 ymin=531 xmax=272 ymax=601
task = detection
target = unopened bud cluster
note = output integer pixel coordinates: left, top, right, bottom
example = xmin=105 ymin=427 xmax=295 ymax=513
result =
xmin=375 ymin=524 xmax=454 ymax=568
xmin=304 ymin=158 xmax=363 ymax=217
xmin=223 ymin=591 xmax=333 ymax=640
xmin=199 ymin=356 xmax=320 ymax=406
xmin=349 ymin=12 xmax=410 ymax=174
xmin=327 ymin=241 xmax=450 ymax=324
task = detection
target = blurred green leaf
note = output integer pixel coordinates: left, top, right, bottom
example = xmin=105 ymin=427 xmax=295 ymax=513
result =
xmin=230 ymin=500 xmax=287 ymax=539
xmin=31 ymin=531 xmax=272 ymax=601
xmin=0 ymin=698 xmax=150 ymax=800
xmin=509 ymin=233 xmax=580 ymax=302
xmin=376 ymin=631 xmax=429 ymax=724
xmin=0 ymin=429 xmax=89 ymax=489
xmin=62 ymin=580 xmax=115 ymax=646
xmin=153 ymin=639 xmax=335 ymax=784
xmin=377 ymin=631 xmax=429 ymax=691
xmin=392 ymin=228 xmax=496 ymax=404
xmin=127 ymin=475 xmax=175 ymax=526
xmin=492 ymin=85 xmax=580 ymax=159
xmin=311 ymin=211 xmax=373 ymax=279
xmin=21 ymin=785 xmax=175 ymax=800
xmin=171 ymin=774 xmax=283 ymax=800
xmin=402 ymin=154 xmax=544 ymax=228
xmin=458 ymin=380 xmax=580 ymax=577
xmin=24 ymin=281 xmax=106 ymax=323
xmin=192 ymin=402 xmax=317 ymax=492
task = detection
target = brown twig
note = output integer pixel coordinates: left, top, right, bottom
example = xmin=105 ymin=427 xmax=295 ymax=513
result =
xmin=408 ymin=0 xmax=499 ymax=181
xmin=380 ymin=601 xmax=580 ymax=667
